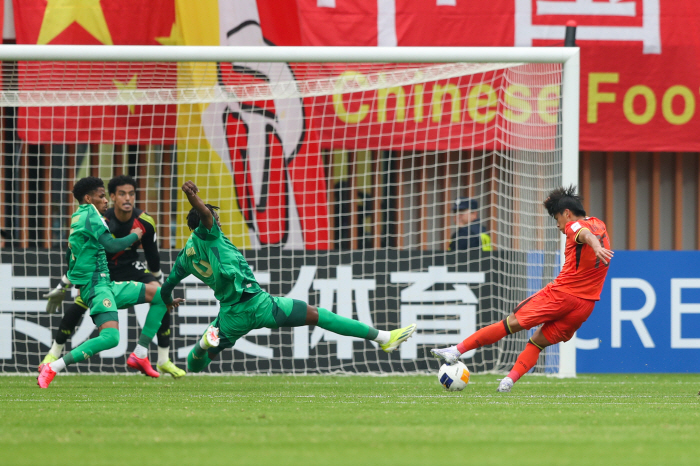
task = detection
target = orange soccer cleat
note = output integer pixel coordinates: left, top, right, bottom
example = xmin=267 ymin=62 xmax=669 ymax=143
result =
xmin=127 ymin=353 xmax=160 ymax=378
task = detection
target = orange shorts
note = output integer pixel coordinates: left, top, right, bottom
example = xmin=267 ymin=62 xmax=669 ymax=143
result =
xmin=512 ymin=285 xmax=595 ymax=344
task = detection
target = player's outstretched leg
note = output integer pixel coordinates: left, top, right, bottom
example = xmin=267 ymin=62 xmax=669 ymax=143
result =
xmin=432 ymin=319 xmax=511 ymax=364
xmin=497 ymin=338 xmax=544 ymax=393
xmin=154 ymin=311 xmax=185 ymax=378
xmin=127 ymin=284 xmax=168 ymax=378
xmin=311 ymin=305 xmax=416 ymax=353
xmin=187 ymin=325 xmax=220 ymax=373
xmin=39 ymin=302 xmax=88 ymax=371
xmin=38 ymin=326 xmax=120 ymax=388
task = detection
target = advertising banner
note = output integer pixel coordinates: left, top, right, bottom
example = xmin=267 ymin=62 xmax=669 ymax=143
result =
xmin=577 ymin=251 xmax=700 ymax=373
xmin=295 ymin=0 xmax=700 ymax=152
xmin=0 ymin=249 xmax=504 ymax=374
xmin=3 ymin=249 xmax=696 ymax=373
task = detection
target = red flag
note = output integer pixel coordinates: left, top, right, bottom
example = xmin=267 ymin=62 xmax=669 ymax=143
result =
xmin=13 ymin=0 xmax=177 ymax=144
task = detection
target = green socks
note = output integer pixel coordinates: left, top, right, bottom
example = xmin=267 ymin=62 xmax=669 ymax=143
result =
xmin=317 ymin=308 xmax=379 ymax=340
xmin=187 ymin=344 xmax=212 ymax=373
xmin=64 ymin=327 xmax=120 ymax=365
xmin=137 ymin=292 xmax=168 ymax=347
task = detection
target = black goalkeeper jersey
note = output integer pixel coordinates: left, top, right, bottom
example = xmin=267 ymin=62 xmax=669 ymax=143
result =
xmin=103 ymin=207 xmax=160 ymax=274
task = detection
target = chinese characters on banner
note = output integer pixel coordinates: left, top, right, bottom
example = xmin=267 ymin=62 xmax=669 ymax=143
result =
xmin=0 ymin=251 xmax=494 ymax=373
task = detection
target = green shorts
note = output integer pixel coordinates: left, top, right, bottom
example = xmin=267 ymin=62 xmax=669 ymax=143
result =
xmin=79 ymin=280 xmax=147 ymax=320
xmin=213 ymin=291 xmax=308 ymax=350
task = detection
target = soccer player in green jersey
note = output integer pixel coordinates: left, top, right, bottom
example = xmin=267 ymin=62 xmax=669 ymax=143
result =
xmin=160 ymin=181 xmax=417 ymax=373
xmin=40 ymin=175 xmax=184 ymax=378
xmin=37 ymin=177 xmax=184 ymax=388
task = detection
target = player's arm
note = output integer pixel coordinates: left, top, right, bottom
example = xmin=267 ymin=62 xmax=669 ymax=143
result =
xmin=181 ymin=180 xmax=213 ymax=230
xmin=90 ymin=207 xmax=144 ymax=253
xmin=138 ymin=213 xmax=162 ymax=277
xmin=577 ymin=228 xmax=614 ymax=265
xmin=98 ymin=228 xmax=143 ymax=254
xmin=159 ymin=249 xmax=191 ymax=306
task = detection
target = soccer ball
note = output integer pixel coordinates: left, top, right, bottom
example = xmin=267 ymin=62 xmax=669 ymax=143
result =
xmin=438 ymin=362 xmax=470 ymax=391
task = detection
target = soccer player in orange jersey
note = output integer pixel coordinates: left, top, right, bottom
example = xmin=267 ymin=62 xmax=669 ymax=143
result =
xmin=431 ymin=186 xmax=614 ymax=392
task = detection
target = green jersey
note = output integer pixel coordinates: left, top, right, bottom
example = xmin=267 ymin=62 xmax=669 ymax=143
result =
xmin=67 ymin=203 xmax=111 ymax=286
xmin=161 ymin=221 xmax=261 ymax=305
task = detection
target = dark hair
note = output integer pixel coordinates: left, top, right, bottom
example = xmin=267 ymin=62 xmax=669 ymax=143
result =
xmin=543 ymin=185 xmax=586 ymax=218
xmin=187 ymin=204 xmax=220 ymax=230
xmin=108 ymin=175 xmax=137 ymax=195
xmin=72 ymin=177 xmax=104 ymax=203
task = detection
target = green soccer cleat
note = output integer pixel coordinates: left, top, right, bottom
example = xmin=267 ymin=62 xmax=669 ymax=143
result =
xmin=157 ymin=359 xmax=186 ymax=378
xmin=38 ymin=354 xmax=58 ymax=372
xmin=380 ymin=323 xmax=417 ymax=353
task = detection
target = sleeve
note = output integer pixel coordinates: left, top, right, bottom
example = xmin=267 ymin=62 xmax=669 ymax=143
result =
xmin=565 ymin=220 xmax=590 ymax=244
xmin=138 ymin=213 xmax=161 ymax=273
xmin=192 ymin=221 xmax=222 ymax=242
xmin=99 ymin=232 xmax=139 ymax=253
xmin=160 ymin=249 xmax=191 ymax=305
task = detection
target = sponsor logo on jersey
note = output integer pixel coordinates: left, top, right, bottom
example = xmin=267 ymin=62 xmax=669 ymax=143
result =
xmin=571 ymin=222 xmax=582 ymax=232
xmin=103 ymin=299 xmax=113 ymax=308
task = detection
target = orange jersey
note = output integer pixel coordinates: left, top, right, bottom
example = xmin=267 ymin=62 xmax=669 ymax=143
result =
xmin=549 ymin=216 xmax=611 ymax=301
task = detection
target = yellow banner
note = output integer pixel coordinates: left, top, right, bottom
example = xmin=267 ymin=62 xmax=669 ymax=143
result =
xmin=174 ymin=0 xmax=250 ymax=249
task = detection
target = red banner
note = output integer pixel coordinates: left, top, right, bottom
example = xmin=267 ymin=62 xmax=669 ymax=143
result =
xmin=306 ymin=66 xmax=558 ymax=152
xmin=13 ymin=0 xmax=177 ymax=144
xmin=295 ymin=0 xmax=700 ymax=152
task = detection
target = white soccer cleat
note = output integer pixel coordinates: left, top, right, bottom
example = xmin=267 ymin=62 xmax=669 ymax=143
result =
xmin=201 ymin=326 xmax=220 ymax=349
xmin=497 ymin=376 xmax=514 ymax=393
xmin=430 ymin=346 xmax=461 ymax=365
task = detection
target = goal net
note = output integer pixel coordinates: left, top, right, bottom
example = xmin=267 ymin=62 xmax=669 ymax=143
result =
xmin=0 ymin=46 xmax=579 ymax=376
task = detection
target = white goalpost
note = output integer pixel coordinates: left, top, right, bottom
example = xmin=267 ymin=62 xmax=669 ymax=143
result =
xmin=0 ymin=45 xmax=579 ymax=377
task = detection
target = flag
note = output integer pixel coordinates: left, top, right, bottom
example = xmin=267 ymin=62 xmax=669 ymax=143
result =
xmin=13 ymin=0 xmax=178 ymax=144
xmin=175 ymin=0 xmax=329 ymax=250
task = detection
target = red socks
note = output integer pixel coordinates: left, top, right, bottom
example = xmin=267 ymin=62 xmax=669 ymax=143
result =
xmin=507 ymin=341 xmax=543 ymax=383
xmin=456 ymin=321 xmax=508 ymax=354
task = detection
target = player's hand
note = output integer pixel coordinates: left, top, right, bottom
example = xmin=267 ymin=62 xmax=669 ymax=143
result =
xmin=167 ymin=298 xmax=185 ymax=311
xmin=594 ymin=247 xmax=614 ymax=265
xmin=182 ymin=181 xmax=199 ymax=196
xmin=43 ymin=288 xmax=65 ymax=313
xmin=43 ymin=279 xmax=69 ymax=314
xmin=130 ymin=226 xmax=144 ymax=240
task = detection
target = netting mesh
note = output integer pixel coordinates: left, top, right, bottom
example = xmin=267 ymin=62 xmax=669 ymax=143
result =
xmin=0 ymin=57 xmax=563 ymax=375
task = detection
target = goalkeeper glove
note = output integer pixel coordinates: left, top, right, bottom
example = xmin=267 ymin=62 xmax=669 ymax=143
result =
xmin=43 ymin=275 xmax=71 ymax=314
xmin=151 ymin=270 xmax=164 ymax=284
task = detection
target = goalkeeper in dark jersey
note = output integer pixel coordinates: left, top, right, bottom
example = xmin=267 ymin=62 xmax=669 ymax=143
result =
xmin=160 ymin=181 xmax=416 ymax=372
xmin=40 ymin=175 xmax=185 ymax=378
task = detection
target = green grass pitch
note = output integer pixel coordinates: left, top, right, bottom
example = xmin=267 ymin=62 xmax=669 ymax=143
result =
xmin=1 ymin=373 xmax=699 ymax=466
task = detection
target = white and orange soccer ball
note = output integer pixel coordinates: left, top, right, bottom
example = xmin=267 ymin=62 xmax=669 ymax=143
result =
xmin=438 ymin=362 xmax=470 ymax=391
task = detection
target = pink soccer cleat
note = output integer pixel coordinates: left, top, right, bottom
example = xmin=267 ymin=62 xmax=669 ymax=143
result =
xmin=37 ymin=363 xmax=57 ymax=388
xmin=127 ymin=353 xmax=160 ymax=378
